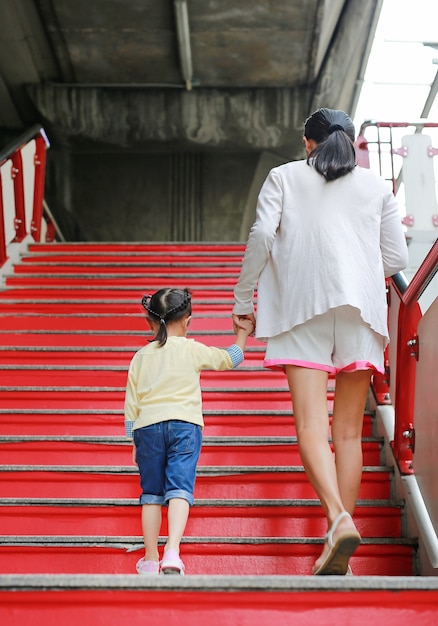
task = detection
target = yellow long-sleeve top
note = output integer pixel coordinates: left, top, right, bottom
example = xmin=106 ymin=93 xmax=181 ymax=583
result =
xmin=124 ymin=336 xmax=244 ymax=438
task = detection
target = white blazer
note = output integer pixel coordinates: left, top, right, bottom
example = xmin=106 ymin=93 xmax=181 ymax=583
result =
xmin=233 ymin=160 xmax=409 ymax=343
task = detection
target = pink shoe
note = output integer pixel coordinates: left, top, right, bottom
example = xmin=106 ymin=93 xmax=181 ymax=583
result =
xmin=160 ymin=549 xmax=185 ymax=575
xmin=136 ymin=557 xmax=159 ymax=575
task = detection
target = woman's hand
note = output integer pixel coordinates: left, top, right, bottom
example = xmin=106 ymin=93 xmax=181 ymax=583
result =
xmin=232 ymin=313 xmax=256 ymax=336
xmin=132 ymin=443 xmax=138 ymax=466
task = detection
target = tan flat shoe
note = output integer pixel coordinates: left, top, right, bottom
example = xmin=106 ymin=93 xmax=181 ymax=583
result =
xmin=313 ymin=511 xmax=361 ymax=576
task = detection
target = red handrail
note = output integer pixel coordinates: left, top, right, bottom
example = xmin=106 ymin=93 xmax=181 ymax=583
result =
xmin=0 ymin=125 xmax=51 ymax=266
xmin=0 ymin=173 xmax=6 ymax=263
xmin=391 ymin=239 xmax=438 ymax=474
xmin=30 ymin=134 xmax=49 ymax=242
xmin=10 ymin=150 xmax=27 ymax=242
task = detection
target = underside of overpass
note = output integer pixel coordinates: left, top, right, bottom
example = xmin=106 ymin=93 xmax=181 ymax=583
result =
xmin=0 ymin=0 xmax=382 ymax=241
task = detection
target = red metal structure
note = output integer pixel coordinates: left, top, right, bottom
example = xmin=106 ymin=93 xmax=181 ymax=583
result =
xmin=0 ymin=125 xmax=52 ymax=265
xmin=391 ymin=243 xmax=437 ymax=474
xmin=356 ymin=120 xmax=438 ymax=475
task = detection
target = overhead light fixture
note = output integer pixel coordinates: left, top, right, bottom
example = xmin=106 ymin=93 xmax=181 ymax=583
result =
xmin=174 ymin=0 xmax=193 ymax=90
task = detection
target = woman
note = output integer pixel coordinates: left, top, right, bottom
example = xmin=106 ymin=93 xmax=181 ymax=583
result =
xmin=232 ymin=108 xmax=408 ymax=575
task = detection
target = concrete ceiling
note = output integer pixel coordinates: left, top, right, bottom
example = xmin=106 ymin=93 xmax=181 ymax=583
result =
xmin=0 ymin=0 xmax=383 ymax=154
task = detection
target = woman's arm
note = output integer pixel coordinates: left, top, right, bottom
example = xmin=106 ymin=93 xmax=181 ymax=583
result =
xmin=233 ymin=168 xmax=284 ymax=314
xmin=380 ymin=185 xmax=409 ymax=277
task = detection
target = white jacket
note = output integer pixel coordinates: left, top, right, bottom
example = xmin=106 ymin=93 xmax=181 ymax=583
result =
xmin=233 ymin=160 xmax=409 ymax=343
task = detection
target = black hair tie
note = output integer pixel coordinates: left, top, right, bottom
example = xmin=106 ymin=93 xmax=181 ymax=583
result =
xmin=328 ymin=124 xmax=344 ymax=134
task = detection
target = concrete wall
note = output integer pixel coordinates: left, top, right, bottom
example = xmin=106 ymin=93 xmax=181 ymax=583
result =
xmin=45 ymin=149 xmax=274 ymax=242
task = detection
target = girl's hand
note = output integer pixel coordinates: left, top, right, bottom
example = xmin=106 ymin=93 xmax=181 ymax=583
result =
xmin=232 ymin=313 xmax=256 ymax=336
xmin=132 ymin=443 xmax=138 ymax=466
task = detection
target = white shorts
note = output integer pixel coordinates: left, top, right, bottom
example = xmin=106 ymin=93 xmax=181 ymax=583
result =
xmin=264 ymin=306 xmax=385 ymax=374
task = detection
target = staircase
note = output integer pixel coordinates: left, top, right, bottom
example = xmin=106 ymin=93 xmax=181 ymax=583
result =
xmin=0 ymin=241 xmax=437 ymax=625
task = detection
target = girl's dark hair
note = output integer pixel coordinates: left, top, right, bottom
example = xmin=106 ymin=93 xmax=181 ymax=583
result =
xmin=304 ymin=108 xmax=356 ymax=181
xmin=141 ymin=288 xmax=192 ymax=347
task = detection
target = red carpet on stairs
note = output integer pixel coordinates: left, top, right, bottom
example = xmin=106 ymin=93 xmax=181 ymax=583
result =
xmin=1 ymin=242 xmax=436 ymax=625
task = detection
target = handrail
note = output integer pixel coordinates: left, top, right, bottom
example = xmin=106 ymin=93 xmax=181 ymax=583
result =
xmin=0 ymin=125 xmax=51 ymax=266
xmin=0 ymin=124 xmax=50 ymax=167
xmin=390 ymin=238 xmax=438 ymax=474
xmin=391 ymin=271 xmax=409 ymax=295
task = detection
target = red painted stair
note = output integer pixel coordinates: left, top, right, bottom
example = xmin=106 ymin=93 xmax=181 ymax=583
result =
xmin=0 ymin=242 xmax=436 ymax=625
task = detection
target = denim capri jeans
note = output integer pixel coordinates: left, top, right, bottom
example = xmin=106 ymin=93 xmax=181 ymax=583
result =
xmin=134 ymin=420 xmax=203 ymax=506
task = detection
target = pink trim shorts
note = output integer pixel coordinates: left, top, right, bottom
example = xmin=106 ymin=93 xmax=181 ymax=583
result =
xmin=264 ymin=305 xmax=385 ymax=374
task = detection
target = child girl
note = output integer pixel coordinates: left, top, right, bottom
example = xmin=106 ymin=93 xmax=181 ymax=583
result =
xmin=124 ymin=287 xmax=253 ymax=575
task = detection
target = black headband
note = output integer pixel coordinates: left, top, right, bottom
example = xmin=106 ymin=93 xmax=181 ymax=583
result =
xmin=328 ymin=124 xmax=344 ymax=134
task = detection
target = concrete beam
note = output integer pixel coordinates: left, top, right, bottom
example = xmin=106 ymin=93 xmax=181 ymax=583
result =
xmin=310 ymin=0 xmax=383 ymax=116
xmin=28 ymin=83 xmax=310 ymax=154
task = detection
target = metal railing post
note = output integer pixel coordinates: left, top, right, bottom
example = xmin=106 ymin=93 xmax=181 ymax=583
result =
xmin=31 ymin=135 xmax=48 ymax=242
xmin=0 ymin=171 xmax=7 ymax=265
xmin=10 ymin=150 xmax=27 ymax=242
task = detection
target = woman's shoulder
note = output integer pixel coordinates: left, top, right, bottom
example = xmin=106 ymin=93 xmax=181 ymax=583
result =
xmin=354 ymin=165 xmax=384 ymax=181
xmin=267 ymin=159 xmax=312 ymax=184
xmin=271 ymin=159 xmax=307 ymax=175
xmin=353 ymin=165 xmax=392 ymax=191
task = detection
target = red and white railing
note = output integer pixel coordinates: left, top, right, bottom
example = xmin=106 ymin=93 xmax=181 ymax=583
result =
xmin=0 ymin=124 xmax=54 ymax=267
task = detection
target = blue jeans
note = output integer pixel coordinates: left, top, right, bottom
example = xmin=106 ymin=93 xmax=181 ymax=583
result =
xmin=134 ymin=420 xmax=202 ymax=506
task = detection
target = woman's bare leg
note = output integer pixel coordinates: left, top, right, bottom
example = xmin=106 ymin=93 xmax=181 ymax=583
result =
xmin=285 ymin=365 xmax=359 ymax=571
xmin=285 ymin=366 xmax=345 ymax=522
xmin=331 ymin=369 xmax=373 ymax=514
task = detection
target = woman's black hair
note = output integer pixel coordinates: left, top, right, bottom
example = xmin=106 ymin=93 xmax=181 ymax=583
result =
xmin=141 ymin=288 xmax=192 ymax=347
xmin=304 ymin=108 xmax=356 ymax=181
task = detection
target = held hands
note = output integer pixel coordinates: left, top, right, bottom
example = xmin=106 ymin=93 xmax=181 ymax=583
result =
xmin=232 ymin=313 xmax=256 ymax=337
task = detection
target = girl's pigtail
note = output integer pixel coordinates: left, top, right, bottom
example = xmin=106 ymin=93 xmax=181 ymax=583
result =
xmin=141 ymin=288 xmax=192 ymax=347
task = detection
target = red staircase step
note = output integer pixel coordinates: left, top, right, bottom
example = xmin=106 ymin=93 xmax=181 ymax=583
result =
xmin=0 ymin=389 xmax=329 ymax=411
xmin=0 ymin=281 xmax=238 ymax=292
xmin=1 ymin=577 xmax=437 ymax=626
xmin=0 ymin=348 xmax=150 ymax=366
xmin=0 ymin=240 xmax=421 ymax=620
xmin=26 ymin=243 xmax=246 ymax=253
xmin=0 ymin=466 xmax=391 ymax=500
xmin=0 ymin=409 xmax=375 ymax=437
xmin=0 ymin=366 xmax=295 ymax=389
xmin=0 ymin=331 xmax=260 ymax=348
xmin=12 ymin=264 xmax=243 ymax=275
xmin=0 ymin=301 xmax=236 ymax=314
xmin=20 ymin=253 xmax=244 ymax=263
xmin=0 ymin=501 xmax=403 ymax=538
xmin=0 ymin=314 xmax=239 ymax=332
xmin=0 ymin=384 xmax=290 ymax=402
xmin=0 ymin=437 xmax=383 ymax=466
xmin=0 ymin=347 xmax=264 ymax=367
xmin=0 ymin=540 xmax=415 ymax=576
